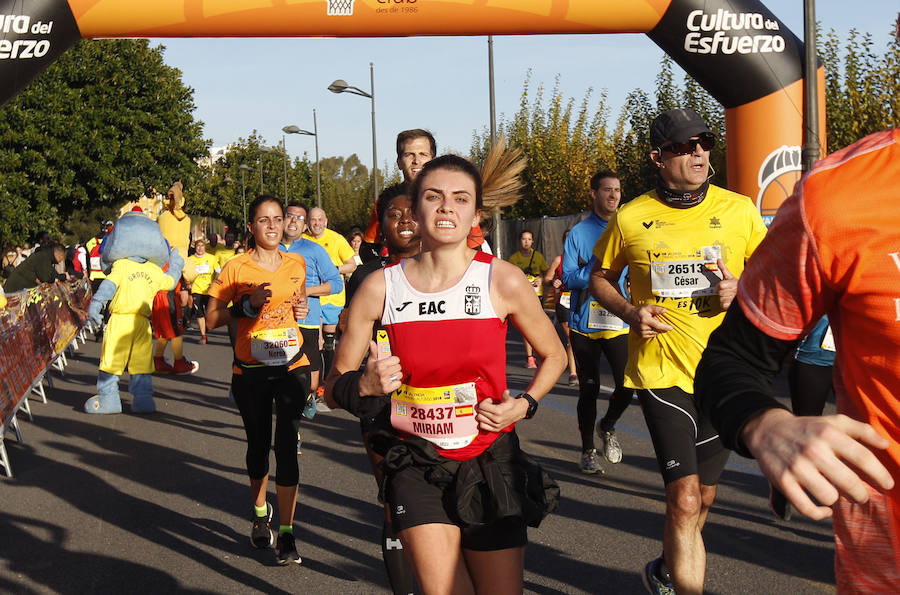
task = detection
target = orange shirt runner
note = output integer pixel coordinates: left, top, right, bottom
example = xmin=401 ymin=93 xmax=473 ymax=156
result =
xmin=208 ymin=252 xmax=310 ymax=373
xmin=737 ymin=128 xmax=900 ymax=591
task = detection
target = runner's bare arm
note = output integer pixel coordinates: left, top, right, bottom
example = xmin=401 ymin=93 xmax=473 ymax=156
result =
xmin=205 ymin=297 xmax=229 ymax=329
xmin=589 ymin=260 xmax=672 ymax=337
xmin=478 ymin=260 xmax=566 ymax=429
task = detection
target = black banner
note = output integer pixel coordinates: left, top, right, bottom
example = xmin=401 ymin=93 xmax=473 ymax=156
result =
xmin=0 ymin=0 xmax=80 ymax=109
xmin=648 ymin=0 xmax=805 ymax=109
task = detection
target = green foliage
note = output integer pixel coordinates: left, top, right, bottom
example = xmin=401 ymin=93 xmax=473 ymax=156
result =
xmin=476 ymin=60 xmax=727 ymax=216
xmin=316 ymin=153 xmax=379 ymax=234
xmin=820 ymin=25 xmax=900 ymax=152
xmin=0 ymin=39 xmax=206 ymax=245
xmin=472 ymin=72 xmax=615 ymax=218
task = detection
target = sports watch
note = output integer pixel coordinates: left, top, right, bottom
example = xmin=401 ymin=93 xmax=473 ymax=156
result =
xmin=515 ymin=393 xmax=538 ymax=419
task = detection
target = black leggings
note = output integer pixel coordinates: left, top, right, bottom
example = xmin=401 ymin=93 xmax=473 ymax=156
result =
xmin=232 ymin=366 xmax=310 ymax=486
xmin=570 ymin=331 xmax=632 ymax=450
xmin=788 ymin=360 xmax=832 ymax=417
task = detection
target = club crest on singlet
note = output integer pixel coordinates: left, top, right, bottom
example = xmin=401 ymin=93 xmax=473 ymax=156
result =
xmin=464 ymin=285 xmax=481 ymax=315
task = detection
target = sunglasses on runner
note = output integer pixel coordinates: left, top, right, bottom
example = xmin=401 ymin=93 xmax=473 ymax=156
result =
xmin=661 ymin=133 xmax=715 ymax=155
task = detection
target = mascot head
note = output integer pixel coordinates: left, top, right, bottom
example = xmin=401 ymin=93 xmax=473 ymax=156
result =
xmin=166 ymin=181 xmax=186 ymax=218
xmin=101 ymin=212 xmax=171 ymax=270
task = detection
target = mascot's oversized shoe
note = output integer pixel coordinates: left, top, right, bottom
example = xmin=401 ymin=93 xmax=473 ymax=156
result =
xmin=131 ymin=395 xmax=157 ymax=414
xmin=84 ymin=394 xmax=123 ymax=414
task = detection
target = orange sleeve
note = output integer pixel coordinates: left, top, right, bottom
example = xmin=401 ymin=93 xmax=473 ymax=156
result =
xmin=736 ymin=191 xmax=833 ymax=341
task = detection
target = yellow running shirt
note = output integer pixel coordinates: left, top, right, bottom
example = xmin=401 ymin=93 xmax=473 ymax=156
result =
xmin=187 ymin=253 xmax=219 ymax=295
xmin=303 ymin=228 xmax=354 ymax=308
xmin=593 ymin=185 xmax=767 ymax=393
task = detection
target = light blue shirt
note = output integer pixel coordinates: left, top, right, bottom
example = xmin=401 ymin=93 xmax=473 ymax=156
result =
xmin=280 ymin=238 xmax=342 ymax=326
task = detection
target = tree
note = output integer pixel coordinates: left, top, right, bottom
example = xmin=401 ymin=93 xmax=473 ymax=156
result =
xmin=471 ymin=72 xmax=615 ymax=218
xmin=0 ymin=39 xmax=206 ymax=245
xmin=820 ymin=25 xmax=900 ymax=152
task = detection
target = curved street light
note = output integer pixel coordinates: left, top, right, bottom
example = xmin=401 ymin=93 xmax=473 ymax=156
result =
xmin=238 ymin=164 xmax=253 ymax=228
xmin=283 ymin=110 xmax=321 ymax=209
xmin=328 ymin=62 xmax=378 ymax=205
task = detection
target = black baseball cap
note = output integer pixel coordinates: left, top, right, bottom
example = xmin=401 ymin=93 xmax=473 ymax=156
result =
xmin=650 ymin=108 xmax=713 ymax=149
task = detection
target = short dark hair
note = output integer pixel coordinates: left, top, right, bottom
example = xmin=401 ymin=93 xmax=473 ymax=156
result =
xmin=396 ymin=129 xmax=436 ymax=159
xmin=376 ymin=183 xmax=408 ymax=226
xmin=590 ymin=170 xmax=619 ymax=192
xmin=285 ymin=200 xmax=309 ymax=214
xmin=518 ymin=229 xmax=534 ymax=240
xmin=410 ymin=155 xmax=482 ymax=211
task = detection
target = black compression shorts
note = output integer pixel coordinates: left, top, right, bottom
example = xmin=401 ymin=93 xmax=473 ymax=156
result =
xmin=299 ymin=327 xmax=321 ymax=374
xmin=637 ymin=386 xmax=729 ymax=486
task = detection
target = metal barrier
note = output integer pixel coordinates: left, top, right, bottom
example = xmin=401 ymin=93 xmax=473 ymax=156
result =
xmin=0 ymin=279 xmax=91 ymax=477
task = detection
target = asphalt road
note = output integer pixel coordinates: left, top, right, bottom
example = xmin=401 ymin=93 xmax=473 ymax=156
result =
xmin=0 ymin=322 xmax=838 ymax=594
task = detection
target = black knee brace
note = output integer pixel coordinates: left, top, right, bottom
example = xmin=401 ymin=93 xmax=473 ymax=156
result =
xmin=322 ymin=331 xmax=336 ymax=375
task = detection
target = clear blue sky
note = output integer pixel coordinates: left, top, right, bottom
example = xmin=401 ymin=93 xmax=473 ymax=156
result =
xmin=157 ymin=1 xmax=898 ymax=176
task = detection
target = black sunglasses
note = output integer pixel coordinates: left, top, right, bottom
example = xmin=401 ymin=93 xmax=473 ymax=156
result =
xmin=661 ymin=133 xmax=715 ymax=155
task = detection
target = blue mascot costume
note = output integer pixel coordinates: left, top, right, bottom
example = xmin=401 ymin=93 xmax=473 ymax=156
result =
xmin=84 ymin=212 xmax=184 ymax=414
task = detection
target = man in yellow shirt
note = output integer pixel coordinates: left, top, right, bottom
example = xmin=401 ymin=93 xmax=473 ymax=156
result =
xmin=304 ymin=207 xmax=357 ymax=376
xmin=589 ymin=108 xmax=767 ymax=595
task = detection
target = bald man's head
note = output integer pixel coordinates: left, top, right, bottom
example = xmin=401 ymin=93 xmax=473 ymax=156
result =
xmin=307 ymin=207 xmax=327 ymax=238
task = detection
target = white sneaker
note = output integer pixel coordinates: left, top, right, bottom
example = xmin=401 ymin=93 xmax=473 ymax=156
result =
xmin=596 ymin=423 xmax=623 ymax=464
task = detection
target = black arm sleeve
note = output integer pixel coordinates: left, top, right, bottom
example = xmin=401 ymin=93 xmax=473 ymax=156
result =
xmin=694 ymin=299 xmax=796 ymax=458
xmin=332 ymin=369 xmax=390 ymax=419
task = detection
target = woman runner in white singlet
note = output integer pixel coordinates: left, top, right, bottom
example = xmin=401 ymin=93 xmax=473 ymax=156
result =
xmin=328 ymin=155 xmax=566 ymax=594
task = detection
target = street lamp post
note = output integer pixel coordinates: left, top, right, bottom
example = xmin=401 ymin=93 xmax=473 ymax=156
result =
xmin=238 ymin=164 xmax=252 ymax=229
xmin=328 ymin=63 xmax=378 ymax=205
xmin=259 ymin=145 xmax=278 ymax=195
xmin=283 ymin=110 xmax=321 ymax=209
xmin=281 ymin=135 xmax=289 ymax=206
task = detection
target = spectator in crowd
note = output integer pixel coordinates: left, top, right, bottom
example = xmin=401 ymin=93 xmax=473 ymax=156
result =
xmin=347 ymin=229 xmax=364 ymax=266
xmin=507 ymin=229 xmax=548 ymax=368
xmin=4 ymin=242 xmax=67 ymax=293
xmin=2 ymin=246 xmax=17 ymax=279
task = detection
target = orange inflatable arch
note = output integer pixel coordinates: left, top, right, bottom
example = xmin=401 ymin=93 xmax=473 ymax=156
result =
xmin=0 ymin=0 xmax=824 ymax=221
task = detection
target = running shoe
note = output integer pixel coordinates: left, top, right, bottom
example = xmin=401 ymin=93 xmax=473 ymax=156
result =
xmin=568 ymin=373 xmax=579 ymax=387
xmin=769 ymin=483 xmax=792 ymax=521
xmin=596 ymin=423 xmax=623 ymax=464
xmin=525 ymin=356 xmax=537 ymax=369
xmin=579 ymin=449 xmax=605 ymax=474
xmin=172 ymin=357 xmax=199 ymax=375
xmin=276 ymin=532 xmax=302 ymax=565
xmin=301 ymin=393 xmax=317 ymax=420
xmin=250 ymin=502 xmax=275 ymax=549
xmin=642 ymin=557 xmax=675 ymax=595
xmin=200 ymin=334 xmax=207 ymax=344
xmin=153 ymin=356 xmax=175 ymax=374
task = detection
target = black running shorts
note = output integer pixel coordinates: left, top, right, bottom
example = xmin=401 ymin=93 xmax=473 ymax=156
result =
xmin=637 ymin=386 xmax=729 ymax=486
xmin=386 ymin=460 xmax=528 ymax=551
